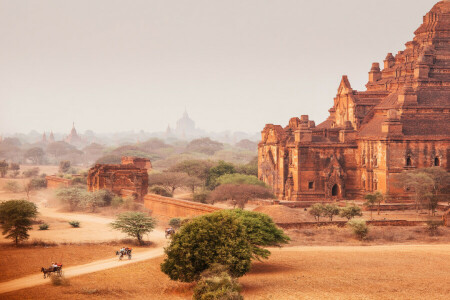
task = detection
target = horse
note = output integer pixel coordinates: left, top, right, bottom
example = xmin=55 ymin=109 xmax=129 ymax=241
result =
xmin=41 ymin=265 xmax=62 ymax=279
xmin=116 ymin=248 xmax=132 ymax=260
xmin=165 ymin=228 xmax=175 ymax=238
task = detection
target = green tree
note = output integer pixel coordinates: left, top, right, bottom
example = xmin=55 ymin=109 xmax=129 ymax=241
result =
xmin=206 ymin=161 xmax=236 ymax=189
xmin=224 ymin=210 xmax=289 ymax=261
xmin=168 ymin=159 xmax=214 ymax=182
xmin=148 ymin=172 xmax=190 ymax=194
xmin=169 ymin=218 xmax=181 ymax=229
xmin=339 ymin=204 xmax=363 ymax=220
xmin=0 ymin=160 xmax=8 ymax=178
xmin=323 ymin=204 xmax=340 ymax=221
xmin=309 ymin=203 xmax=325 ymax=222
xmin=160 ymin=211 xmax=252 ymax=282
xmin=216 ymin=173 xmax=266 ymax=187
xmin=0 ymin=200 xmax=38 ymax=245
xmin=208 ymin=184 xmax=274 ymax=209
xmin=235 ymin=156 xmax=258 ymax=176
xmin=110 ymin=212 xmax=156 ymax=245
xmin=364 ymin=194 xmax=377 ymax=219
xmin=193 ymin=264 xmax=243 ymax=300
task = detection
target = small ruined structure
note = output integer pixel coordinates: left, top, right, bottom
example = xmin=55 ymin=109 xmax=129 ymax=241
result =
xmin=258 ymin=1 xmax=450 ymax=201
xmin=46 ymin=176 xmax=72 ymax=189
xmin=87 ymin=156 xmax=150 ymax=201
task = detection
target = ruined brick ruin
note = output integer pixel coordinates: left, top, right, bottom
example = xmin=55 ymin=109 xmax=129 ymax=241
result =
xmin=87 ymin=156 xmax=150 ymax=201
xmin=258 ymin=1 xmax=450 ymax=201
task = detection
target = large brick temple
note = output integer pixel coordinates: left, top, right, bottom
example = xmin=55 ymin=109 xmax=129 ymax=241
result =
xmin=258 ymin=1 xmax=450 ymax=201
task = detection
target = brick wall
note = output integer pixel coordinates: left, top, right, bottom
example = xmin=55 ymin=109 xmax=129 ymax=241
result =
xmin=46 ymin=176 xmax=72 ymax=189
xmin=144 ymin=194 xmax=221 ymax=218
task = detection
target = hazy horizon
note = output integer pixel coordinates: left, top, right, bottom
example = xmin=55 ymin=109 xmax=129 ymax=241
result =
xmin=0 ymin=0 xmax=438 ymax=135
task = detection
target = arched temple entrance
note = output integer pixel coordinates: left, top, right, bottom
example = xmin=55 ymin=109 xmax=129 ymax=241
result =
xmin=331 ymin=184 xmax=339 ymax=196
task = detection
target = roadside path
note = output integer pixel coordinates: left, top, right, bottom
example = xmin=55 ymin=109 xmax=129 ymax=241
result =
xmin=0 ymin=247 xmax=165 ymax=294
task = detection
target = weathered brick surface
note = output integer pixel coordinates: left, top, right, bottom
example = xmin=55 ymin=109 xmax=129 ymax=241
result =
xmin=144 ymin=194 xmax=220 ymax=218
xmin=87 ymin=156 xmax=150 ymax=201
xmin=46 ymin=176 xmax=72 ymax=189
xmin=258 ymin=1 xmax=450 ymax=202
xmin=444 ymin=209 xmax=450 ymax=227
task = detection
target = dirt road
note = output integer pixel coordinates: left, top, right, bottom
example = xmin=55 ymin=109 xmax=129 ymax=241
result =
xmin=0 ymin=247 xmax=165 ymax=294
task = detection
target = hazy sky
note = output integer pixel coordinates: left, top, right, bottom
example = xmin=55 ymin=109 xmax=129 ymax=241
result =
xmin=0 ymin=0 xmax=438 ymax=135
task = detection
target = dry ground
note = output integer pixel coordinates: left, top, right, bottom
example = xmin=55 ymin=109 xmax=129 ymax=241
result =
xmin=253 ymin=204 xmax=446 ymax=223
xmin=287 ymin=226 xmax=450 ymax=246
xmin=0 ymin=243 xmax=153 ymax=283
xmin=2 ymin=244 xmax=449 ymax=300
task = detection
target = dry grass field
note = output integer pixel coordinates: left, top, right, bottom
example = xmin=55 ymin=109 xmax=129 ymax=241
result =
xmin=2 ymin=244 xmax=449 ymax=300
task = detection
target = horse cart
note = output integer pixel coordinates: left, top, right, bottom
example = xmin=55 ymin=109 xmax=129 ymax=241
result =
xmin=116 ymin=247 xmax=132 ymax=260
xmin=41 ymin=264 xmax=63 ymax=279
xmin=165 ymin=227 xmax=175 ymax=238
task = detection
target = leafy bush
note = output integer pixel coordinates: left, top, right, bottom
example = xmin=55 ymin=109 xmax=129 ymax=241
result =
xmin=39 ymin=223 xmax=49 ymax=230
xmin=23 ymin=167 xmax=40 ymax=178
xmin=206 ymin=161 xmax=236 ymax=189
xmin=339 ymin=204 xmax=363 ymax=220
xmin=111 ymin=196 xmax=124 ymax=208
xmin=161 ymin=211 xmax=253 ymax=282
xmin=10 ymin=170 xmax=20 ymax=178
xmin=56 ymin=187 xmax=89 ymax=211
xmin=193 ymin=264 xmax=243 ymax=300
xmin=30 ymin=178 xmax=47 ymax=189
xmin=193 ymin=191 xmax=209 ymax=203
xmin=69 ymin=221 xmax=80 ymax=228
xmin=347 ymin=219 xmax=369 ymax=240
xmin=71 ymin=176 xmax=87 ymax=185
xmin=4 ymin=181 xmax=21 ymax=193
xmin=161 ymin=210 xmax=288 ymax=283
xmin=169 ymin=218 xmax=181 ymax=229
xmin=150 ymin=186 xmax=173 ymax=197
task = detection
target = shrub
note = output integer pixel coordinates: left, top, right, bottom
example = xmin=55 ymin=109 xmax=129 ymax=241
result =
xmin=150 ymin=186 xmax=173 ymax=197
xmin=161 ymin=211 xmax=252 ymax=282
xmin=193 ymin=264 xmax=243 ymax=300
xmin=169 ymin=218 xmax=181 ymax=229
xmin=309 ymin=204 xmax=325 ymax=222
xmin=347 ymin=219 xmax=369 ymax=240
xmin=71 ymin=176 xmax=87 ymax=185
xmin=23 ymin=167 xmax=40 ymax=178
xmin=4 ymin=181 xmax=21 ymax=193
xmin=193 ymin=191 xmax=209 ymax=203
xmin=425 ymin=219 xmax=442 ymax=236
xmin=30 ymin=178 xmax=47 ymax=189
xmin=111 ymin=196 xmax=124 ymax=208
xmin=339 ymin=204 xmax=363 ymax=220
xmin=56 ymin=187 xmax=89 ymax=211
xmin=39 ymin=223 xmax=49 ymax=230
xmin=69 ymin=221 xmax=80 ymax=228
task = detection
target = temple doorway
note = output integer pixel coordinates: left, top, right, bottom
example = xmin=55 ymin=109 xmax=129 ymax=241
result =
xmin=331 ymin=184 xmax=339 ymax=196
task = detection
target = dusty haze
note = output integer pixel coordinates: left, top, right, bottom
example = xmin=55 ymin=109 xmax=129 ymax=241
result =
xmin=0 ymin=0 xmax=437 ymax=134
